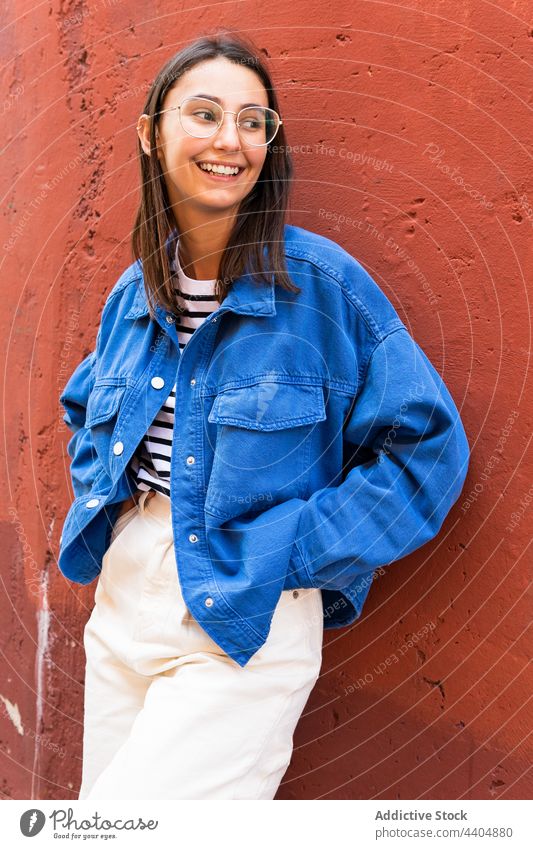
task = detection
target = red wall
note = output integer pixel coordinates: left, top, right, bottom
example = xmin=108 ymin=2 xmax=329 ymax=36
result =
xmin=1 ymin=1 xmax=531 ymax=800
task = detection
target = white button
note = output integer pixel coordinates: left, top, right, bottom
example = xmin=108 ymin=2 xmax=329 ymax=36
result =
xmin=113 ymin=441 xmax=124 ymax=455
xmin=86 ymin=498 xmax=100 ymax=508
xmin=211 ymin=317 xmax=217 ymax=323
xmin=188 ymin=533 xmax=198 ymax=543
xmin=151 ymin=376 xmax=165 ymax=389
xmin=205 ymin=597 xmax=214 ymax=607
xmin=186 ymin=456 xmax=195 ymax=465
xmin=165 ymin=314 xmax=174 ymax=324
xmin=190 ymin=378 xmax=196 ymax=386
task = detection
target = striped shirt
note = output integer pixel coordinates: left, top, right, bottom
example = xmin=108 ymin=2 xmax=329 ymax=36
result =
xmin=129 ymin=242 xmax=219 ymax=498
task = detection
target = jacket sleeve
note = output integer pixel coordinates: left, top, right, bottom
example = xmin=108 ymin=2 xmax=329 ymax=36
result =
xmin=59 ymin=345 xmax=99 ymax=499
xmin=286 ymin=324 xmax=470 ymax=590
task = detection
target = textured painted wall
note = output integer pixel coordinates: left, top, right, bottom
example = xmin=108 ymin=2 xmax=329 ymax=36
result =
xmin=1 ymin=1 xmax=531 ymax=800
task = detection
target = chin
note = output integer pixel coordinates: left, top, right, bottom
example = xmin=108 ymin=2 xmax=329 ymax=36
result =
xmin=196 ymin=191 xmax=250 ymax=209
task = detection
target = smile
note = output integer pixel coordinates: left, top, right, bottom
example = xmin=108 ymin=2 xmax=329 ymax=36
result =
xmin=195 ymin=160 xmax=245 ymax=180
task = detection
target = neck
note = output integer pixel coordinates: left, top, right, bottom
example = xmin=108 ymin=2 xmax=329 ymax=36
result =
xmin=175 ymin=213 xmax=236 ymax=280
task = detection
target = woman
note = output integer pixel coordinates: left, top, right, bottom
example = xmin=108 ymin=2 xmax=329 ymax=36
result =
xmin=58 ymin=32 xmax=470 ymax=800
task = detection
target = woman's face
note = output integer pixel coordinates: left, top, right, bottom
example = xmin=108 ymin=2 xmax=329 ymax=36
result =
xmin=138 ymin=57 xmax=270 ymax=220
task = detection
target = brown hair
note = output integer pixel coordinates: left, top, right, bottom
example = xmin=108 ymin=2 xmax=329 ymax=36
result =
xmin=131 ymin=30 xmax=301 ymax=320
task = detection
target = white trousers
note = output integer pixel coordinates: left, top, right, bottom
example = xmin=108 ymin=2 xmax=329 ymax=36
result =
xmin=78 ymin=489 xmax=323 ymax=800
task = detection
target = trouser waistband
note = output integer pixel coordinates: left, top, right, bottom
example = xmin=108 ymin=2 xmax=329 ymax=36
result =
xmin=138 ymin=489 xmax=171 ymax=521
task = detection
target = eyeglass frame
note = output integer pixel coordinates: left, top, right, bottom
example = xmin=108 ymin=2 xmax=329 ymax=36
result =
xmin=144 ymin=96 xmax=283 ymax=147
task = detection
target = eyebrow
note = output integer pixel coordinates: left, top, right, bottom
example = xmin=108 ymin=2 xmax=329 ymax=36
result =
xmin=192 ymin=93 xmax=265 ymax=109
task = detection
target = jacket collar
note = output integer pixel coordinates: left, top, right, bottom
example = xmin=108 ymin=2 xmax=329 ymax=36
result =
xmin=124 ymin=230 xmax=276 ymax=320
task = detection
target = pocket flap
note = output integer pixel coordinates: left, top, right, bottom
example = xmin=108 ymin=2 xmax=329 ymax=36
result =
xmin=208 ymin=382 xmax=326 ymax=431
xmin=85 ymin=383 xmax=126 ymax=427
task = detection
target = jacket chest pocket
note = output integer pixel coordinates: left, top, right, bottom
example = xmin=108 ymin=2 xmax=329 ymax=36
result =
xmin=85 ymin=382 xmax=127 ymax=473
xmin=204 ymin=380 xmax=326 ymax=520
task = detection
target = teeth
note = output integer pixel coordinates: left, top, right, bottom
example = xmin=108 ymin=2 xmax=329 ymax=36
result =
xmin=198 ymin=162 xmax=240 ymax=175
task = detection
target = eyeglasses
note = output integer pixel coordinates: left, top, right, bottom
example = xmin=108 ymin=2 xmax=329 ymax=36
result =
xmin=152 ymin=96 xmax=282 ymax=147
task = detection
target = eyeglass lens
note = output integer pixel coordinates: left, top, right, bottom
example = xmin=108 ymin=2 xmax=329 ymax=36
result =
xmin=180 ymin=98 xmax=279 ymax=145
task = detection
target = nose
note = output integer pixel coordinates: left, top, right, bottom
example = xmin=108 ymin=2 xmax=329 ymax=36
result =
xmin=213 ymin=111 xmax=242 ymax=150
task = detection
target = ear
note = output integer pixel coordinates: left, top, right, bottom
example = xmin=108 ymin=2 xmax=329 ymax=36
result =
xmin=137 ymin=114 xmax=162 ymax=159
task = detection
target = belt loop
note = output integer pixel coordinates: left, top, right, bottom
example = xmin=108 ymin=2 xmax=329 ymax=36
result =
xmin=138 ymin=490 xmax=153 ymax=513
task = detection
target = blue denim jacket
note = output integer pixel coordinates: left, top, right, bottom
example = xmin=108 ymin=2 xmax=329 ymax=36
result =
xmin=58 ymin=224 xmax=470 ymax=667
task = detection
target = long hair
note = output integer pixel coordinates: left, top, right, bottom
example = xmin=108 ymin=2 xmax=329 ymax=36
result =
xmin=131 ymin=30 xmax=301 ymax=320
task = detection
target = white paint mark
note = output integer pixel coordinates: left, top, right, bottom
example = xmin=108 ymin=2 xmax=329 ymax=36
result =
xmin=31 ymin=570 xmax=51 ymax=800
xmin=0 ymin=693 xmax=24 ymax=735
